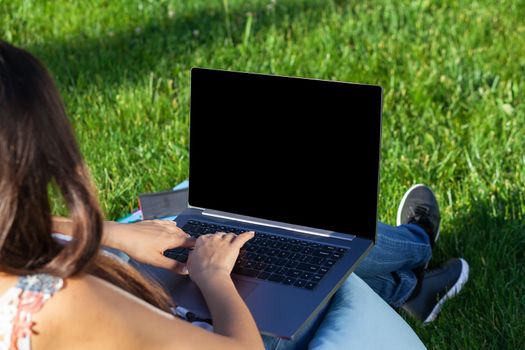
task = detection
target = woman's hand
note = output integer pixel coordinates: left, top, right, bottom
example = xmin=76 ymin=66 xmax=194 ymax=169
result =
xmin=187 ymin=231 xmax=254 ymax=286
xmin=105 ymin=220 xmax=195 ymax=275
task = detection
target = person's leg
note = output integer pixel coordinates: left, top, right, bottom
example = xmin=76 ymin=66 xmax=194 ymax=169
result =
xmin=356 ymin=185 xmax=469 ymax=323
xmin=354 ymin=222 xmax=432 ymax=307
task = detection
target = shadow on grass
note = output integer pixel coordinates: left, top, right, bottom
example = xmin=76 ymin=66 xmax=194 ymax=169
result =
xmin=25 ymin=0 xmax=333 ymax=91
xmin=408 ymin=192 xmax=525 ymax=349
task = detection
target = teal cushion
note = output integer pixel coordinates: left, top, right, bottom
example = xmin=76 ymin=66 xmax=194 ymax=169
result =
xmin=308 ymin=274 xmax=426 ymax=350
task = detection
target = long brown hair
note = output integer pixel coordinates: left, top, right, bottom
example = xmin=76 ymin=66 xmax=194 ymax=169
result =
xmin=0 ymin=40 xmax=171 ymax=311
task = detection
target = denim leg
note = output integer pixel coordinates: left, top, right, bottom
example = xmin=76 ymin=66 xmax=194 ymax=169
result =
xmin=355 ymin=223 xmax=432 ymax=307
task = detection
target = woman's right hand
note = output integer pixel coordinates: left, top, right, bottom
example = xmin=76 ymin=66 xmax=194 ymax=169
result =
xmin=187 ymin=231 xmax=255 ymax=286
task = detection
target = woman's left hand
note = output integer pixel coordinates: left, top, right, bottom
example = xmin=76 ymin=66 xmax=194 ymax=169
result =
xmin=105 ymin=220 xmax=195 ymax=275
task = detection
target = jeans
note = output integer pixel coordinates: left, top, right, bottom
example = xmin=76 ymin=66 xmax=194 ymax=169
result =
xmin=262 ymin=222 xmax=431 ymax=349
xmin=355 ymin=223 xmax=432 ymax=307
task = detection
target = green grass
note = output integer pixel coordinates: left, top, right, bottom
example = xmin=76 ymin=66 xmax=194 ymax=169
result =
xmin=1 ymin=0 xmax=524 ymax=348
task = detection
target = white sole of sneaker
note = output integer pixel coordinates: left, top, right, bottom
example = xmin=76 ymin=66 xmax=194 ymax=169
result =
xmin=423 ymin=258 xmax=470 ymax=324
xmin=396 ymin=183 xmax=440 ymax=243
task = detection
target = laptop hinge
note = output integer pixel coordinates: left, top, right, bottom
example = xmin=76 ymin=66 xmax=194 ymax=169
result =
xmin=201 ymin=209 xmax=356 ymax=242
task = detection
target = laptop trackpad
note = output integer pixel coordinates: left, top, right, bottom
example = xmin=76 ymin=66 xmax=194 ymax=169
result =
xmin=234 ymin=279 xmax=258 ymax=297
xmin=173 ymin=277 xmax=258 ymax=318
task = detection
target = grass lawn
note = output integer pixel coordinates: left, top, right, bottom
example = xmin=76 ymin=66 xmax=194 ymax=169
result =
xmin=1 ymin=0 xmax=524 ymax=348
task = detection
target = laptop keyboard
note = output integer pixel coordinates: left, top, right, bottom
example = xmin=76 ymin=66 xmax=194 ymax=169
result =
xmin=163 ymin=220 xmax=348 ymax=290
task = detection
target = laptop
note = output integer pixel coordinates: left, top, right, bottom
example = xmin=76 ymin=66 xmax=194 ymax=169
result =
xmin=145 ymin=68 xmax=383 ymax=339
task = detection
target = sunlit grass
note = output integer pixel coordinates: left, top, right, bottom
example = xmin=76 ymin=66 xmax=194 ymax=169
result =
xmin=1 ymin=0 xmax=524 ymax=348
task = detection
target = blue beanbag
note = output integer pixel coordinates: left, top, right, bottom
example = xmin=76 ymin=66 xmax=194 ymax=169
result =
xmin=308 ymin=274 xmax=426 ymax=350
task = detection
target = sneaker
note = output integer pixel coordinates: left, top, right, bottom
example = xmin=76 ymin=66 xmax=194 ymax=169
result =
xmin=396 ymin=184 xmax=441 ymax=246
xmin=402 ymin=258 xmax=470 ymax=323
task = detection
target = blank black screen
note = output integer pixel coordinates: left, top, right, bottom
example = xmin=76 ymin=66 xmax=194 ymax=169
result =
xmin=189 ymin=68 xmax=382 ymax=241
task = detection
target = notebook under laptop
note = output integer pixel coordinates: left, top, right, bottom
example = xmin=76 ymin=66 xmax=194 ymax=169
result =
xmin=147 ymin=68 xmax=383 ymax=339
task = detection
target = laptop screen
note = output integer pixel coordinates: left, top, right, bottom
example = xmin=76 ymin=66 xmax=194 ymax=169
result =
xmin=189 ymin=68 xmax=382 ymax=241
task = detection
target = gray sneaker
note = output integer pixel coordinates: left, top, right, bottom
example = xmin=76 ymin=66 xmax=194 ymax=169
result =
xmin=397 ymin=184 xmax=441 ymax=246
xmin=402 ymin=258 xmax=470 ymax=323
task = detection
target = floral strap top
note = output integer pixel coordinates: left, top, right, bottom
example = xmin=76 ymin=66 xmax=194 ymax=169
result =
xmin=0 ymin=274 xmax=63 ymax=350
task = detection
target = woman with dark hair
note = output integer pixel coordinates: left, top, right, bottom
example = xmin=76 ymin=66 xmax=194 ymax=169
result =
xmin=0 ymin=40 xmax=264 ymax=350
xmin=0 ymin=40 xmax=469 ymax=350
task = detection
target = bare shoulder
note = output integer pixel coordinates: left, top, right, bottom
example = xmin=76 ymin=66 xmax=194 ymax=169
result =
xmin=37 ymin=274 xmax=173 ymax=321
xmin=32 ymin=274 xmax=211 ymax=350
xmin=0 ymin=274 xmax=18 ymax=294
